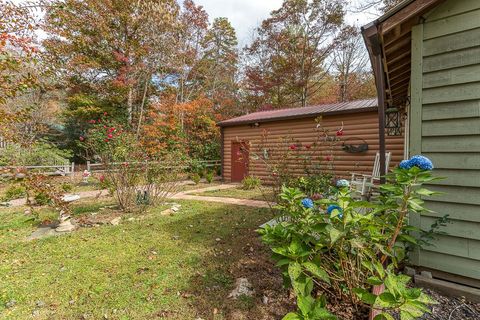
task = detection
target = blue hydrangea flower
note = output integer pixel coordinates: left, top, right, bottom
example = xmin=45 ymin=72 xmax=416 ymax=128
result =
xmin=301 ymin=198 xmax=314 ymax=209
xmin=409 ymin=155 xmax=434 ymax=171
xmin=326 ymin=205 xmax=342 ymax=215
xmin=399 ymin=159 xmax=412 ymax=169
xmin=336 ymin=179 xmax=350 ymax=188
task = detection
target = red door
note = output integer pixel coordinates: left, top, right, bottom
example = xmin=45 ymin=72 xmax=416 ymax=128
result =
xmin=231 ymin=141 xmax=249 ymax=182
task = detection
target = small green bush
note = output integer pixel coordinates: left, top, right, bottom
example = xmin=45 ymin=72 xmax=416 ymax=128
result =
xmin=191 ymin=173 xmax=201 ymax=185
xmin=241 ymin=176 xmax=261 ymax=190
xmin=61 ymin=182 xmax=74 ymax=193
xmin=288 ymin=173 xmax=333 ymax=198
xmin=0 ymin=142 xmax=72 ymax=166
xmin=205 ymin=171 xmax=215 ymax=184
xmin=1 ymin=184 xmax=26 ymax=201
xmin=34 ymin=192 xmax=51 ymax=206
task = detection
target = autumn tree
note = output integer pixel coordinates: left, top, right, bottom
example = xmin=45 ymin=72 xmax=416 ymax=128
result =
xmin=199 ymin=17 xmax=238 ymax=115
xmin=43 ymin=0 xmax=179 ymax=125
xmin=0 ymin=0 xmax=42 ymax=145
xmin=332 ymin=26 xmax=374 ymax=102
xmin=141 ymin=96 xmax=219 ymax=160
xmin=244 ymin=0 xmax=345 ymax=109
xmin=172 ymin=0 xmax=209 ymax=104
xmin=354 ymin=0 xmax=403 ymax=13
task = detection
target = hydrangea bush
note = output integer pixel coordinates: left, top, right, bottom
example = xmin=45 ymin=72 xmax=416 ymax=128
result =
xmin=259 ymin=156 xmax=442 ymax=319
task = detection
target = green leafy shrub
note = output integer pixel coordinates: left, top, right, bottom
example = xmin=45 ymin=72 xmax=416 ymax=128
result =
xmin=190 ymin=159 xmax=206 ymax=177
xmin=0 ymin=142 xmax=72 ymax=166
xmin=259 ymin=156 xmax=440 ymax=319
xmin=241 ymin=176 xmax=261 ymax=190
xmin=205 ymin=170 xmax=215 ymax=184
xmin=1 ymin=184 xmax=26 ymax=201
xmin=34 ymin=191 xmax=51 ymax=206
xmin=191 ymin=173 xmax=201 ymax=185
xmin=288 ymin=173 xmax=333 ymax=198
xmin=60 ymin=182 xmax=74 ymax=192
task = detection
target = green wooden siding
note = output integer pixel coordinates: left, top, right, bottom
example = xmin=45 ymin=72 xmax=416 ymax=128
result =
xmin=409 ymin=0 xmax=480 ymax=280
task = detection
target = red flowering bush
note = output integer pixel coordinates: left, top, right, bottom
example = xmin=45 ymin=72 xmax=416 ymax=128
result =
xmin=249 ymin=118 xmax=344 ymax=199
xmin=80 ymin=115 xmax=187 ymax=212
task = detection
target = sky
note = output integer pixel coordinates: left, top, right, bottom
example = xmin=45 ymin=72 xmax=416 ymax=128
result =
xmin=195 ymin=0 xmax=381 ymax=46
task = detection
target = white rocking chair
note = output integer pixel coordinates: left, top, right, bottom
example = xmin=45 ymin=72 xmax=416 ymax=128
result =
xmin=350 ymin=152 xmax=391 ymax=198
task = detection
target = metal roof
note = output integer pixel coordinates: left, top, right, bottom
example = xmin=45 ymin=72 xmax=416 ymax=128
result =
xmin=218 ymin=98 xmax=378 ymax=127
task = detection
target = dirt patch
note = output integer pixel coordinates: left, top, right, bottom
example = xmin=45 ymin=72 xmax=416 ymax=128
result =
xmin=184 ymin=225 xmax=295 ymax=320
xmin=73 ymin=207 xmax=123 ymax=227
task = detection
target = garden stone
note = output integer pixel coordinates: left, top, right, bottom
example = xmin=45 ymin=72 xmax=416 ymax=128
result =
xmin=36 ymin=300 xmax=45 ymax=308
xmin=62 ymin=194 xmax=81 ymax=202
xmin=15 ymin=173 xmax=25 ymax=179
xmin=262 ymin=295 xmax=269 ymax=304
xmin=27 ymin=226 xmax=57 ymax=240
xmin=56 ymin=219 xmax=76 ymax=232
xmin=160 ymin=208 xmax=173 ymax=216
xmin=228 ymin=278 xmax=254 ymax=299
xmin=6 ymin=299 xmax=16 ymax=308
xmin=110 ymin=217 xmax=121 ymax=226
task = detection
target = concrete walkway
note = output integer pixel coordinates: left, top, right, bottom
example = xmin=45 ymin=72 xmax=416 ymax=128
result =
xmin=2 ymin=183 xmax=274 ymax=209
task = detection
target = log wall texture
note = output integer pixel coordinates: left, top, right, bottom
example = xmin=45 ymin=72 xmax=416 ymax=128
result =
xmin=222 ymin=111 xmax=405 ymax=183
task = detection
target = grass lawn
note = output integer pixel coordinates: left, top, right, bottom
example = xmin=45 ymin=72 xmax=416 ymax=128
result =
xmin=193 ymin=187 xmax=276 ymax=202
xmin=0 ymin=198 xmax=292 ymax=319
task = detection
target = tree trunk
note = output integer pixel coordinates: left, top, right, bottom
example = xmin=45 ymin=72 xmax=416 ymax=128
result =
xmin=127 ymin=86 xmax=134 ymax=124
xmin=136 ymin=76 xmax=149 ymax=139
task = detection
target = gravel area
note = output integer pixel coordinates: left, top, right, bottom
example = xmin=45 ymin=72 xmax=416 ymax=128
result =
xmin=422 ymin=288 xmax=480 ymax=319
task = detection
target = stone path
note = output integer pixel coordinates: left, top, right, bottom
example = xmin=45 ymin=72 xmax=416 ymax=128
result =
xmin=172 ymin=183 xmax=274 ymax=208
xmin=2 ymin=183 xmax=275 ymax=209
xmin=172 ymin=193 xmax=272 ymax=208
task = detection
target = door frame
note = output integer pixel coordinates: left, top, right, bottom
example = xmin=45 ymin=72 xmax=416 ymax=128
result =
xmin=230 ymin=140 xmax=249 ymax=182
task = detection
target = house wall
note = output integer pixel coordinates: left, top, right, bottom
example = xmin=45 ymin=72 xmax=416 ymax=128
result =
xmin=409 ymin=0 xmax=480 ymax=282
xmin=222 ymin=111 xmax=404 ymax=183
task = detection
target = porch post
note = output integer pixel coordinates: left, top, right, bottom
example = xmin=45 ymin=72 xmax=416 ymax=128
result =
xmin=371 ymin=38 xmax=387 ymax=184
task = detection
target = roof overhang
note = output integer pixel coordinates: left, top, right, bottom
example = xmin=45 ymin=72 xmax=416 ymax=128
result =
xmin=361 ymin=0 xmax=446 ymax=107
xmin=218 ymin=106 xmax=378 ymax=127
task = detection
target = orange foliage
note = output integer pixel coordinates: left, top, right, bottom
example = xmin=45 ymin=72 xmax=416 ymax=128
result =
xmin=141 ymin=96 xmax=220 ymax=159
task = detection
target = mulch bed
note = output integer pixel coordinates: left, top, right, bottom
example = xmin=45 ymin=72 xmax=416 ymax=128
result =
xmin=421 ymin=288 xmax=480 ymax=320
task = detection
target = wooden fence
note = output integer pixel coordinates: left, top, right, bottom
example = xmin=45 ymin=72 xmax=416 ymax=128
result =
xmin=0 ymin=159 xmax=220 ymax=177
xmin=0 ymin=162 xmax=75 ymax=176
xmin=86 ymin=159 xmax=221 ymax=173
